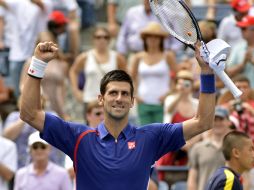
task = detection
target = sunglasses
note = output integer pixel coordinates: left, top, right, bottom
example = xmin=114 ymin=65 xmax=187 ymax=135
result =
xmin=94 ymin=35 xmax=110 ymax=40
xmin=94 ymin=112 xmax=103 ymax=116
xmin=32 ymin=143 xmax=47 ymax=150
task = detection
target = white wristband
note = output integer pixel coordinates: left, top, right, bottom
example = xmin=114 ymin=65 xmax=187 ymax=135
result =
xmin=28 ymin=56 xmax=47 ymax=79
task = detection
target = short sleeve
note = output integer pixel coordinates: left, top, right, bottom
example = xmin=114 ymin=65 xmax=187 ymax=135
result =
xmin=143 ymin=123 xmax=186 ymax=161
xmin=40 ymin=113 xmax=89 ymax=159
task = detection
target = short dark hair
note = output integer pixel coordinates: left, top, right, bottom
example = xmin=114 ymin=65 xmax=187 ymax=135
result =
xmin=222 ymin=131 xmax=250 ymax=160
xmin=100 ymin=70 xmax=134 ymax=98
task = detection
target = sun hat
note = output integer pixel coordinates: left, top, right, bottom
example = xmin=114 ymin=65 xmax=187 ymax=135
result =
xmin=49 ymin=10 xmax=69 ymax=25
xmin=28 ymin=131 xmax=48 ymax=146
xmin=230 ymin=0 xmax=251 ymax=13
xmin=140 ymin=22 xmax=168 ymax=39
xmin=237 ymin=15 xmax=254 ymax=27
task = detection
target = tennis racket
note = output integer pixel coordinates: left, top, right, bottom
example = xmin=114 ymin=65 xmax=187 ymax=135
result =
xmin=149 ymin=0 xmax=242 ymax=98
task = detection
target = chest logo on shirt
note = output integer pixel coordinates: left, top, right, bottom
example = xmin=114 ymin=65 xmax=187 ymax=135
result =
xmin=128 ymin=141 xmax=136 ymax=150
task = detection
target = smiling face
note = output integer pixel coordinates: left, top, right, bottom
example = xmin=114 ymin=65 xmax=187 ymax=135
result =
xmin=98 ymin=81 xmax=134 ymax=121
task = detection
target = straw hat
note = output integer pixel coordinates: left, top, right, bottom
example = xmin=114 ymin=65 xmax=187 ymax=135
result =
xmin=140 ymin=22 xmax=168 ymax=39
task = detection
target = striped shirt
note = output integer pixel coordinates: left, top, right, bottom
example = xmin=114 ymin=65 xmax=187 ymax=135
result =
xmin=205 ymin=166 xmax=242 ymax=190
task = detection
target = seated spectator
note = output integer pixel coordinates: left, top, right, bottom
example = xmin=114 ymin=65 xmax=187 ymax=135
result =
xmin=14 ymin=131 xmax=72 ymax=190
xmin=130 ymin=22 xmax=179 ymax=125
xmin=0 ymin=135 xmax=17 ymax=190
xmin=218 ymin=75 xmax=254 ymax=142
xmin=187 ymin=106 xmax=232 ymax=190
xmin=3 ymin=96 xmax=66 ymax=168
xmin=226 ymin=15 xmax=254 ymax=88
xmin=116 ymin=0 xmax=183 ymax=57
xmin=218 ymin=0 xmax=250 ymax=47
xmin=85 ymin=100 xmax=104 ymax=127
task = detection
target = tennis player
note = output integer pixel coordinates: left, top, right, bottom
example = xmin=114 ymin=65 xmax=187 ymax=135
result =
xmin=20 ymin=41 xmax=223 ymax=190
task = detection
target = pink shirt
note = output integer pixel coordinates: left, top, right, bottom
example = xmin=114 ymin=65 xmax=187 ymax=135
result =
xmin=14 ymin=162 xmax=72 ymax=190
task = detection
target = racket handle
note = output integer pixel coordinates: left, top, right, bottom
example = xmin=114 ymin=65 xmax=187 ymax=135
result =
xmin=214 ymin=70 xmax=242 ymax=98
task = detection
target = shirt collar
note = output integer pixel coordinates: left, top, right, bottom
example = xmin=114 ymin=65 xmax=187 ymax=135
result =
xmin=28 ymin=161 xmax=52 ymax=175
xmin=97 ymin=122 xmax=133 ymax=140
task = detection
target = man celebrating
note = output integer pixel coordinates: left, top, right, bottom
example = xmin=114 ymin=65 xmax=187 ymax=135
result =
xmin=20 ymin=41 xmax=222 ymax=189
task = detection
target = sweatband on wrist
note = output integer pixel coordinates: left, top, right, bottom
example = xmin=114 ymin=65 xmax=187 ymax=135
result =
xmin=27 ymin=56 xmax=47 ymax=79
xmin=200 ymin=74 xmax=215 ymax=93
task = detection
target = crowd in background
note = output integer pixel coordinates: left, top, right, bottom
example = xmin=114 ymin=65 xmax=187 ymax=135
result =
xmin=1 ymin=0 xmax=254 ymax=189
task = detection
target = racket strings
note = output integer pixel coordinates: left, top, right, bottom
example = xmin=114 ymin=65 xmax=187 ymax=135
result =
xmin=150 ymin=0 xmax=198 ymax=45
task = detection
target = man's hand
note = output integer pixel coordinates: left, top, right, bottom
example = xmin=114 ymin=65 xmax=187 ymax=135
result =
xmin=34 ymin=42 xmax=58 ymax=63
xmin=195 ymin=41 xmax=213 ymax=74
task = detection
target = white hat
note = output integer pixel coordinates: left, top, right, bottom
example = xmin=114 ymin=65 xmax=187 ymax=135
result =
xmin=28 ymin=131 xmax=48 ymax=146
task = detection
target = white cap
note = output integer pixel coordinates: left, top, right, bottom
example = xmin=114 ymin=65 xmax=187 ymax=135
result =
xmin=28 ymin=131 xmax=48 ymax=146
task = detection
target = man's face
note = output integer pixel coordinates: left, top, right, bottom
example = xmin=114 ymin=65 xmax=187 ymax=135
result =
xmin=213 ymin=116 xmax=231 ymax=136
xmin=30 ymin=142 xmax=50 ymax=162
xmin=86 ymin=107 xmax=104 ymax=128
xmin=98 ymin=81 xmax=134 ymax=120
xmin=237 ymin=138 xmax=254 ymax=171
xmin=235 ymin=81 xmax=251 ymax=101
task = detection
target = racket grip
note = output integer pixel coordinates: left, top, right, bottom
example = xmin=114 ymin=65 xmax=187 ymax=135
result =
xmin=214 ymin=70 xmax=242 ymax=98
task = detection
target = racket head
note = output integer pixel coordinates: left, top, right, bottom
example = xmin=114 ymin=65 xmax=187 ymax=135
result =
xmin=149 ymin=0 xmax=203 ymax=49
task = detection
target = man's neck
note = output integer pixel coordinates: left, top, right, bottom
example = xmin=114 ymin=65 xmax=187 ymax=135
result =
xmin=225 ymin=161 xmax=243 ymax=175
xmin=210 ymin=134 xmax=223 ymax=148
xmin=104 ymin=116 xmax=129 ymax=139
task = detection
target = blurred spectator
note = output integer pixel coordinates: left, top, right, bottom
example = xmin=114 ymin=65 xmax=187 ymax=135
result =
xmin=223 ymin=75 xmax=254 ymax=142
xmin=187 ymin=106 xmax=232 ymax=190
xmin=85 ymin=100 xmax=104 ymax=126
xmin=52 ymin=0 xmax=80 ymax=60
xmin=0 ymin=135 xmax=17 ymax=190
xmin=69 ymin=26 xmax=126 ymax=120
xmin=218 ymin=0 xmax=251 ymax=47
xmin=20 ymin=11 xmax=70 ymax=119
xmin=14 ymin=131 xmax=72 ymax=190
xmin=0 ymin=75 xmax=16 ymax=124
xmin=3 ymin=96 xmax=66 ymax=168
xmin=0 ymin=0 xmax=53 ymax=98
xmin=227 ymin=15 xmax=254 ymax=88
xmin=205 ymin=131 xmax=254 ymax=190
xmin=157 ymin=70 xmax=199 ymax=183
xmin=116 ymin=0 xmax=183 ymax=57
xmin=187 ymin=0 xmax=216 ymax=20
xmin=130 ymin=22 xmax=178 ymax=125
xmin=76 ymin=0 xmax=96 ymax=29
xmin=107 ymin=0 xmax=142 ymax=37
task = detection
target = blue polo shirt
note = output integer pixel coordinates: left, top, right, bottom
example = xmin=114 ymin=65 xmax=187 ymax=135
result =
xmin=41 ymin=113 xmax=185 ymax=190
xmin=205 ymin=166 xmax=243 ymax=190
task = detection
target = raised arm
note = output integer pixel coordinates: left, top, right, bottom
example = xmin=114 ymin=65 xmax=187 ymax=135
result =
xmin=20 ymin=42 xmax=58 ymax=132
xmin=182 ymin=43 xmax=216 ymax=140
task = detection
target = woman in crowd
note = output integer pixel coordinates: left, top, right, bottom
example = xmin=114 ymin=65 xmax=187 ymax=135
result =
xmin=69 ymin=26 xmax=126 ymax=121
xmin=130 ymin=22 xmax=178 ymax=125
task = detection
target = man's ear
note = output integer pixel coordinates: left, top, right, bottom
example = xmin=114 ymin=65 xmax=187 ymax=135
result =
xmin=232 ymin=148 xmax=240 ymax=159
xmin=98 ymin=95 xmax=103 ymax=106
xmin=130 ymin=97 xmax=135 ymax=108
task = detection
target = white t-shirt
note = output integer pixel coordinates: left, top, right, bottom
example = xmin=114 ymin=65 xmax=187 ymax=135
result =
xmin=0 ymin=7 xmax=13 ymax=47
xmin=52 ymin=0 xmax=78 ymax=11
xmin=5 ymin=0 xmax=53 ymax=61
xmin=0 ymin=136 xmax=17 ymax=190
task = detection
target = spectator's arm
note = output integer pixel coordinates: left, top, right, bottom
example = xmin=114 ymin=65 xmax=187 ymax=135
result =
xmin=115 ymin=16 xmax=129 ymax=55
xmin=0 ymin=0 xmax=8 ymax=9
xmin=0 ymin=162 xmax=15 ymax=181
xmin=69 ymin=52 xmax=86 ymax=102
xmin=0 ymin=15 xmax=4 ymax=49
xmin=166 ymin=50 xmax=179 ymax=73
xmin=3 ymin=119 xmax=25 ymax=140
xmin=206 ymin=0 xmax=215 ymax=20
xmin=0 ymin=76 xmax=10 ymax=103
xmin=187 ymin=168 xmax=198 ymax=190
xmin=116 ymin=53 xmax=127 ymax=72
xmin=130 ymin=53 xmax=141 ymax=100
xmin=107 ymin=3 xmax=118 ymax=37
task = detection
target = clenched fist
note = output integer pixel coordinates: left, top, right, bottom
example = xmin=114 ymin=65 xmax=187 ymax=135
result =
xmin=34 ymin=42 xmax=58 ymax=63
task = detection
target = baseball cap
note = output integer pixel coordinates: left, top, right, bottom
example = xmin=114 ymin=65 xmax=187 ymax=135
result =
xmin=49 ymin=11 xmax=68 ymax=25
xmin=28 ymin=131 xmax=48 ymax=146
xmin=231 ymin=0 xmax=251 ymax=13
xmin=215 ymin=106 xmax=229 ymax=119
xmin=237 ymin=15 xmax=254 ymax=27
